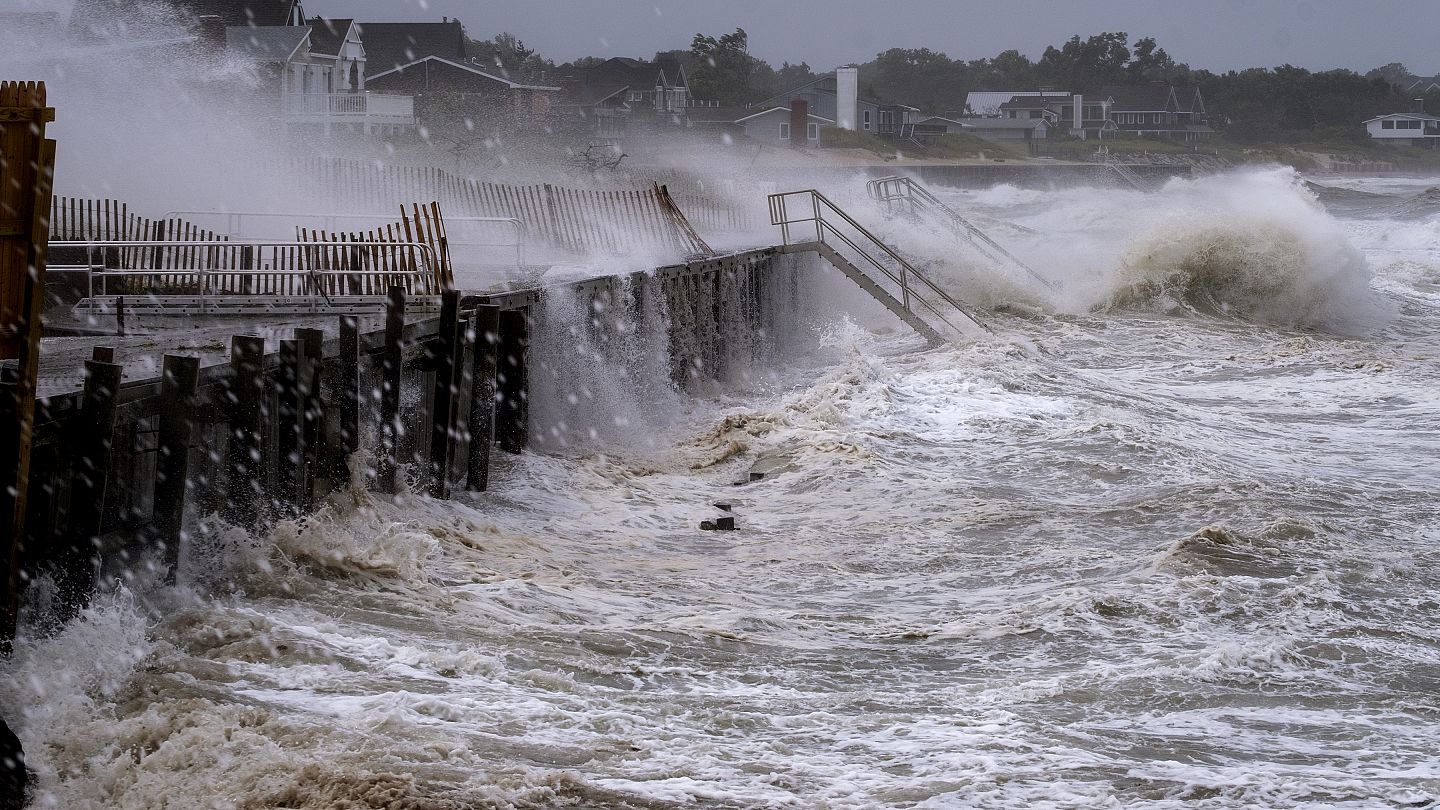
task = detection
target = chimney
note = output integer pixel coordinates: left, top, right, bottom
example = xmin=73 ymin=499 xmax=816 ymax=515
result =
xmin=1414 ymin=97 xmax=1426 ymax=114
xmin=835 ymin=65 xmax=859 ymax=131
xmin=1072 ymin=93 xmax=1084 ymax=137
xmin=197 ymin=15 xmax=225 ymax=51
xmin=790 ymin=99 xmax=809 ymax=148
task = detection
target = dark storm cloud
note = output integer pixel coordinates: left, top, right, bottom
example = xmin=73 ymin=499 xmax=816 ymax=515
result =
xmin=303 ymin=0 xmax=1439 ymax=74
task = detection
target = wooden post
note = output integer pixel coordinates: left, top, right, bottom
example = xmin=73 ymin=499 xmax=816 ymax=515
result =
xmin=428 ymin=290 xmax=460 ymax=498
xmin=224 ymin=335 xmax=265 ymax=527
xmin=496 ymin=307 xmax=528 ymax=455
xmin=295 ymin=327 xmax=324 ymax=511
xmin=152 ymin=354 xmax=198 ymax=583
xmin=466 ymin=305 xmax=500 ymax=490
xmin=337 ymin=315 xmax=360 ymax=467
xmin=56 ymin=350 xmax=122 ymax=613
xmin=0 ymin=80 xmax=56 ymax=645
xmin=276 ymin=338 xmax=303 ymax=513
xmin=377 ymin=286 xmax=405 ymax=493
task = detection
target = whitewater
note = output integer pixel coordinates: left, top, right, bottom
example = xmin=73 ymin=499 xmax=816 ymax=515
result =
xmin=4 ymin=167 xmax=1439 ymax=808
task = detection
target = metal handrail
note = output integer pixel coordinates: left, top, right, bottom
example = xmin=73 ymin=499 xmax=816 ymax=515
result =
xmin=865 ymin=175 xmax=1055 ymax=290
xmin=55 ymin=239 xmax=440 ymax=313
xmin=768 ymin=189 xmax=988 ymax=335
xmin=159 ymin=211 xmax=529 ymax=267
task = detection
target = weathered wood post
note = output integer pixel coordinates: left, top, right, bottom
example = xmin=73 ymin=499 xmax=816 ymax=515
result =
xmin=496 ymin=307 xmax=529 ymax=454
xmin=377 ymin=286 xmax=405 ymax=493
xmin=56 ymin=347 xmax=122 ymax=613
xmin=153 ymin=354 xmax=199 ymax=582
xmin=336 ymin=315 xmax=360 ymax=472
xmin=295 ymin=327 xmax=324 ymax=510
xmin=276 ymin=338 xmax=304 ymax=513
xmin=428 ymin=290 xmax=460 ymax=498
xmin=466 ymin=304 xmax=500 ymax=490
xmin=224 ymin=335 xmax=265 ymax=527
xmin=0 ymin=80 xmax=56 ymax=645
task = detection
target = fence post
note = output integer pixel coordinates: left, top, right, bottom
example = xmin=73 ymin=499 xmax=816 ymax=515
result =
xmin=0 ymin=81 xmax=56 ymax=646
xmin=466 ymin=305 xmax=500 ymax=490
xmin=55 ymin=349 xmax=122 ymax=615
xmin=224 ymin=335 xmax=265 ymax=527
xmin=153 ymin=354 xmax=199 ymax=583
xmin=276 ymin=338 xmax=304 ymax=513
xmin=337 ymin=315 xmax=360 ymax=468
xmin=496 ymin=307 xmax=528 ymax=454
xmin=377 ymin=286 xmax=405 ymax=493
xmin=428 ymin=290 xmax=460 ymax=498
xmin=295 ymin=327 xmax=324 ymax=511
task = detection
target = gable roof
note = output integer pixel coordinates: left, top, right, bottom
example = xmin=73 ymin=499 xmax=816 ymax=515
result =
xmin=761 ymin=73 xmax=883 ymax=109
xmin=578 ymin=57 xmax=682 ymax=90
xmin=916 ymin=116 xmax=973 ymax=127
xmin=1102 ymin=84 xmax=1178 ymax=112
xmin=357 ymin=20 xmax=466 ymax=72
xmin=366 ymin=55 xmax=559 ymax=91
xmin=965 ymin=91 xmax=1066 ymax=117
xmin=1363 ymin=112 xmax=1440 ymax=123
xmin=225 ymin=25 xmax=309 ymax=61
xmin=307 ymin=17 xmax=353 ymax=57
xmin=734 ymin=106 xmax=835 ymax=124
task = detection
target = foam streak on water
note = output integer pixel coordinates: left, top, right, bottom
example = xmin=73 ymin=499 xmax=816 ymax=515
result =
xmin=4 ymin=169 xmax=1440 ymax=808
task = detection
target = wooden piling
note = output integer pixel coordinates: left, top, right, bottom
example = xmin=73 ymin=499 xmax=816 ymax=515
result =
xmin=338 ymin=315 xmax=360 ymax=458
xmin=295 ymin=327 xmax=324 ymax=510
xmin=152 ymin=354 xmax=198 ymax=582
xmin=428 ymin=290 xmax=460 ymax=498
xmin=466 ymin=305 xmax=500 ymax=490
xmin=56 ymin=350 xmax=122 ymax=610
xmin=276 ymin=338 xmax=304 ymax=513
xmin=377 ymin=286 xmax=405 ymax=493
xmin=224 ymin=335 xmax=265 ymax=527
xmin=496 ymin=307 xmax=528 ymax=455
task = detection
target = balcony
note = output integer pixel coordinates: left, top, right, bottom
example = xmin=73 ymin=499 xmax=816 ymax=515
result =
xmin=282 ymin=92 xmax=415 ymax=128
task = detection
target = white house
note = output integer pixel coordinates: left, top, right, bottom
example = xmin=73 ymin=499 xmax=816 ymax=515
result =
xmin=223 ymin=19 xmax=415 ymax=135
xmin=1364 ymin=112 xmax=1440 ymax=145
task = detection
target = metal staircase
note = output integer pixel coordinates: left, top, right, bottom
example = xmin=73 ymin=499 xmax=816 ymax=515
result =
xmin=865 ymin=176 xmax=1056 ymax=291
xmin=768 ymin=189 xmax=989 ymax=344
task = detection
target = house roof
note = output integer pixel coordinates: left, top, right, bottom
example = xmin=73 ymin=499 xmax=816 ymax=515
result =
xmin=1363 ymin=112 xmax=1440 ymax=123
xmin=225 ymin=25 xmax=309 ymax=61
xmin=968 ymin=118 xmax=1049 ymax=130
xmin=760 ymin=74 xmax=884 ymax=110
xmin=734 ymin=106 xmax=835 ymax=124
xmin=357 ymin=20 xmax=466 ymax=72
xmin=686 ymin=105 xmax=755 ymax=124
xmin=1101 ymin=84 xmax=1177 ymax=112
xmin=577 ymin=57 xmax=685 ymax=91
xmin=916 ymin=116 xmax=974 ymax=128
xmin=965 ymin=91 xmax=1068 ymax=117
xmin=307 ymin=17 xmax=352 ymax=56
xmin=367 ymin=55 xmax=560 ymax=91
xmin=999 ymin=95 xmax=1068 ymax=110
xmin=1173 ymin=85 xmax=1206 ymax=114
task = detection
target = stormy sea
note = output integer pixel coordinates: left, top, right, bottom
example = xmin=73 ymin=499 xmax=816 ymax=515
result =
xmin=4 ymin=167 xmax=1438 ymax=808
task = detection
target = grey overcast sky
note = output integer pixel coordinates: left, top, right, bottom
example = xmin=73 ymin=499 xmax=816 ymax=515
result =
xmin=302 ymin=0 xmax=1440 ymax=76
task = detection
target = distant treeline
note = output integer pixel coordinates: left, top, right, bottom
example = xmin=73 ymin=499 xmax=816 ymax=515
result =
xmin=466 ymin=28 xmax=1434 ymax=145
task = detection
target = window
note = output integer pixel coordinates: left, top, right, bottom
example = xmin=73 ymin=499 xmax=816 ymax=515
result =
xmin=1404 ymin=120 xmax=1423 ymax=130
xmin=863 ymin=110 xmax=871 ymax=131
xmin=1382 ymin=120 xmax=1396 ymax=129
xmin=779 ymin=122 xmax=791 ymax=140
xmin=807 ymin=122 xmax=819 ymax=140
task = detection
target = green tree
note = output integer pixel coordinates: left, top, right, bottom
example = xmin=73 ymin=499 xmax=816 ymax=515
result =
xmin=1036 ymin=31 xmax=1132 ymax=88
xmin=467 ymin=32 xmax=553 ymax=81
xmin=689 ymin=28 xmax=754 ymax=104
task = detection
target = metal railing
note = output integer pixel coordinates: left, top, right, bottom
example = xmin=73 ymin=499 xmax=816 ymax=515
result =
xmin=56 ymin=239 xmax=441 ymax=314
xmin=865 ymin=175 xmax=1056 ymax=291
xmin=161 ymin=210 xmax=529 ymax=267
xmin=768 ymin=189 xmax=988 ymax=337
